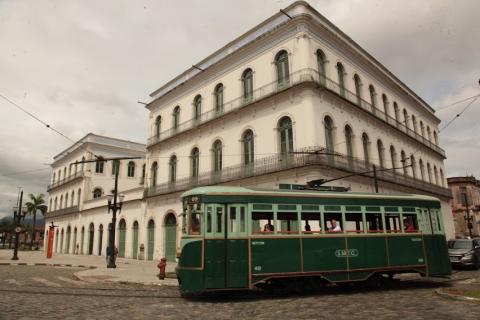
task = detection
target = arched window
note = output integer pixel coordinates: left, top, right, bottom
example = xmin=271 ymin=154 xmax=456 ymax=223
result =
xmin=64 ymin=167 xmax=67 ymax=179
xmin=410 ymin=155 xmax=417 ymax=179
xmin=154 ymin=116 xmax=161 ymax=138
xmin=169 ymin=155 xmax=177 ymax=183
xmin=377 ymin=140 xmax=385 ymax=168
xmin=54 ymin=197 xmax=58 ymax=210
xmin=427 ymin=162 xmax=432 ymax=183
xmin=411 ymin=115 xmax=417 ymax=133
xmin=336 ymin=63 xmax=345 ymax=97
xmin=193 ymin=95 xmax=202 ymax=122
xmin=362 ymin=133 xmax=370 ymax=164
xmin=212 ymin=140 xmax=223 ymax=172
xmin=317 ymin=49 xmax=326 ymax=85
xmin=52 ymin=172 xmax=56 ymax=183
xmin=190 ymin=148 xmax=199 ymax=178
xmin=345 ymin=125 xmax=354 ymax=159
xmin=434 ymin=166 xmax=439 ymax=185
xmin=151 ymin=162 xmax=158 ymax=187
xmin=403 ymin=109 xmax=409 ymax=129
xmin=243 ymin=129 xmax=254 ymax=165
xmin=275 ymin=50 xmax=289 ymax=87
xmin=65 ymin=193 xmax=69 ymax=208
xmin=58 ymin=170 xmax=61 ymax=181
xmin=142 ymin=164 xmax=146 ymax=183
xmin=77 ymin=188 xmax=81 ymax=206
xmin=81 ymin=156 xmax=85 ymax=171
xmin=71 ymin=190 xmax=75 ymax=207
xmin=93 ymin=188 xmax=102 ymax=199
xmin=382 ymin=94 xmax=389 ymax=115
xmin=278 ymin=117 xmax=294 ymax=155
xmin=439 ymin=168 xmax=445 ymax=187
xmin=433 ymin=131 xmax=438 ymax=145
xmin=324 ymin=116 xmax=334 ymax=153
xmin=419 ymin=158 xmax=425 ymax=181
xmin=172 ymin=106 xmax=180 ymax=130
xmin=353 ymin=74 xmax=362 ymax=105
xmin=111 ymin=160 xmax=120 ymax=176
xmin=49 ymin=198 xmax=52 ymax=212
xmin=393 ymin=102 xmax=400 ymax=123
xmin=242 ymin=68 xmax=253 ymax=102
xmin=127 ymin=161 xmax=135 ymax=177
xmin=401 ymin=150 xmax=407 ymax=175
xmin=369 ymin=85 xmax=377 ymax=112
xmin=420 ymin=121 xmax=425 ymax=137
xmin=390 ymin=146 xmax=397 ymax=170
xmin=427 ymin=126 xmax=431 ymax=141
xmin=95 ymin=158 xmax=104 ymax=174
xmin=214 ymin=83 xmax=224 ymax=113
xmin=60 ymin=195 xmax=63 ymax=209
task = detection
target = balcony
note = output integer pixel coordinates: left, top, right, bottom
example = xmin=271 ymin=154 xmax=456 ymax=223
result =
xmin=47 ymin=171 xmax=84 ymax=191
xmin=45 ymin=205 xmax=79 ymax=219
xmin=147 ymin=68 xmax=445 ymax=158
xmin=144 ymin=146 xmax=451 ymax=199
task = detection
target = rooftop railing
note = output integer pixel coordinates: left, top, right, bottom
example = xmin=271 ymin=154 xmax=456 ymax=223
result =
xmin=147 ymin=68 xmax=445 ymax=157
xmin=144 ymin=146 xmax=451 ymax=199
xmin=47 ymin=171 xmax=84 ymax=191
xmin=45 ymin=205 xmax=79 ymax=219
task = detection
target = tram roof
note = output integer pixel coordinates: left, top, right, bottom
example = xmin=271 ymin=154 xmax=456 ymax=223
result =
xmin=181 ymin=186 xmax=440 ymax=205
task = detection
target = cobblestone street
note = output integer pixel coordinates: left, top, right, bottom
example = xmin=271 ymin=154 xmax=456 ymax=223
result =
xmin=1 ymin=265 xmax=480 ymax=320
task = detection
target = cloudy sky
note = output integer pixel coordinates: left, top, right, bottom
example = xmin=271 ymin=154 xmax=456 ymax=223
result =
xmin=0 ymin=0 xmax=479 ymax=218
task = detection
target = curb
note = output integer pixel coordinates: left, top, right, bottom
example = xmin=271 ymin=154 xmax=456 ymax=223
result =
xmin=435 ymin=289 xmax=480 ymax=303
xmin=0 ymin=262 xmax=97 ymax=269
xmin=73 ymin=271 xmax=179 ymax=287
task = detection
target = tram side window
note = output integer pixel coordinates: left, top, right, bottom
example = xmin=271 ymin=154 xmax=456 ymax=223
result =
xmin=402 ymin=213 xmax=418 ymax=232
xmin=240 ymin=207 xmax=246 ymax=233
xmin=385 ymin=213 xmax=401 ymax=233
xmin=189 ymin=210 xmax=201 ymax=235
xmin=301 ymin=212 xmax=321 ymax=233
xmin=252 ymin=212 xmax=274 ymax=233
xmin=435 ymin=210 xmax=442 ymax=232
xmin=324 ymin=212 xmax=343 ymax=233
xmin=366 ymin=212 xmax=383 ymax=233
xmin=276 ymin=212 xmax=299 ymax=234
xmin=229 ymin=207 xmax=237 ymax=233
xmin=345 ymin=212 xmax=364 ymax=233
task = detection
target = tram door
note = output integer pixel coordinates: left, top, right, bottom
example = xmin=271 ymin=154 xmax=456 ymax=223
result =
xmin=204 ymin=204 xmax=248 ymax=289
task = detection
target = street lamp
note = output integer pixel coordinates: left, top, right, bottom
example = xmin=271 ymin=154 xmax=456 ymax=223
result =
xmin=12 ymin=190 xmax=28 ymax=260
xmin=106 ymin=193 xmax=125 ymax=268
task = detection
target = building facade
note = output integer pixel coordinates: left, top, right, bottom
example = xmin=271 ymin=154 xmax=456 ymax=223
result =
xmin=448 ymin=176 xmax=480 ymax=238
xmin=45 ymin=134 xmax=147 ymax=258
xmin=143 ymin=0 xmax=453 ymax=254
xmin=45 ymin=1 xmax=454 ymax=261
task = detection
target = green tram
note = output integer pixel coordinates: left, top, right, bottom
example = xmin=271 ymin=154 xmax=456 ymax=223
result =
xmin=176 ymin=186 xmax=451 ymax=293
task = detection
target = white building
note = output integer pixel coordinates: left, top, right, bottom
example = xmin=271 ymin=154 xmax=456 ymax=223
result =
xmin=45 ymin=134 xmax=146 ymax=258
xmin=45 ymin=1 xmax=454 ymax=262
xmin=143 ymin=0 xmax=453 ymax=252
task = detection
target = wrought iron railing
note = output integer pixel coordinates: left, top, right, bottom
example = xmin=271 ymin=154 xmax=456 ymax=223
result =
xmin=144 ymin=146 xmax=451 ymax=198
xmin=147 ymin=68 xmax=445 ymax=157
xmin=47 ymin=171 xmax=84 ymax=191
xmin=45 ymin=205 xmax=79 ymax=219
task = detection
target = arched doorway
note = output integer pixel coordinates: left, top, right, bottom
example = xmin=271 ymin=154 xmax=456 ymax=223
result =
xmin=98 ymin=224 xmax=103 ymax=256
xmin=118 ymin=219 xmax=126 ymax=258
xmin=80 ymin=227 xmax=85 ymax=254
xmin=73 ymin=227 xmax=78 ymax=254
xmin=164 ymin=213 xmax=177 ymax=261
xmin=60 ymin=229 xmax=64 ymax=253
xmin=66 ymin=226 xmax=71 ymax=254
xmin=147 ymin=220 xmax=155 ymax=260
xmin=132 ymin=221 xmax=139 ymax=259
xmin=88 ymin=223 xmax=94 ymax=255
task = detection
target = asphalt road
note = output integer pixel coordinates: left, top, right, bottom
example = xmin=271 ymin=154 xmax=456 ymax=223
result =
xmin=1 ymin=265 xmax=479 ymax=320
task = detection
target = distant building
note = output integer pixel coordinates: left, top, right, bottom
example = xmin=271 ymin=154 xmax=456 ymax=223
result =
xmin=447 ymin=176 xmax=480 ymax=238
xmin=44 ymin=133 xmax=146 ymax=257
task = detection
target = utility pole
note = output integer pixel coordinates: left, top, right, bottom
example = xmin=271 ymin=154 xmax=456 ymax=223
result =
xmin=107 ymin=161 xmax=120 ymax=268
xmin=462 ymin=192 xmax=473 ymax=238
xmin=11 ymin=190 xmax=23 ymax=260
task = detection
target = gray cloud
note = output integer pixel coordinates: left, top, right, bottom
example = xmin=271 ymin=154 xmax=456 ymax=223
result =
xmin=1 ymin=0 xmax=479 ymax=218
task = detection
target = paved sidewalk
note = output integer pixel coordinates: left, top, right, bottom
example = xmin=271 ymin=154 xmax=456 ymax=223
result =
xmin=0 ymin=249 xmax=178 ymax=286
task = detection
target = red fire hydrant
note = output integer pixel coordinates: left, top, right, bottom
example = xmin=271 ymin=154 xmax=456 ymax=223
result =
xmin=157 ymin=258 xmax=167 ymax=280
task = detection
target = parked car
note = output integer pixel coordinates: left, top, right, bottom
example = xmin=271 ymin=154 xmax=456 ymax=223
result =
xmin=448 ymin=238 xmax=480 ymax=269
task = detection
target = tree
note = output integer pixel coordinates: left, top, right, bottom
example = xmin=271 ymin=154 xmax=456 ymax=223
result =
xmin=25 ymin=193 xmax=47 ymax=250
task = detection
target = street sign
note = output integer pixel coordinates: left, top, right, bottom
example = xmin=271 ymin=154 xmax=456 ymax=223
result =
xmin=15 ymin=227 xmax=21 ymax=233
